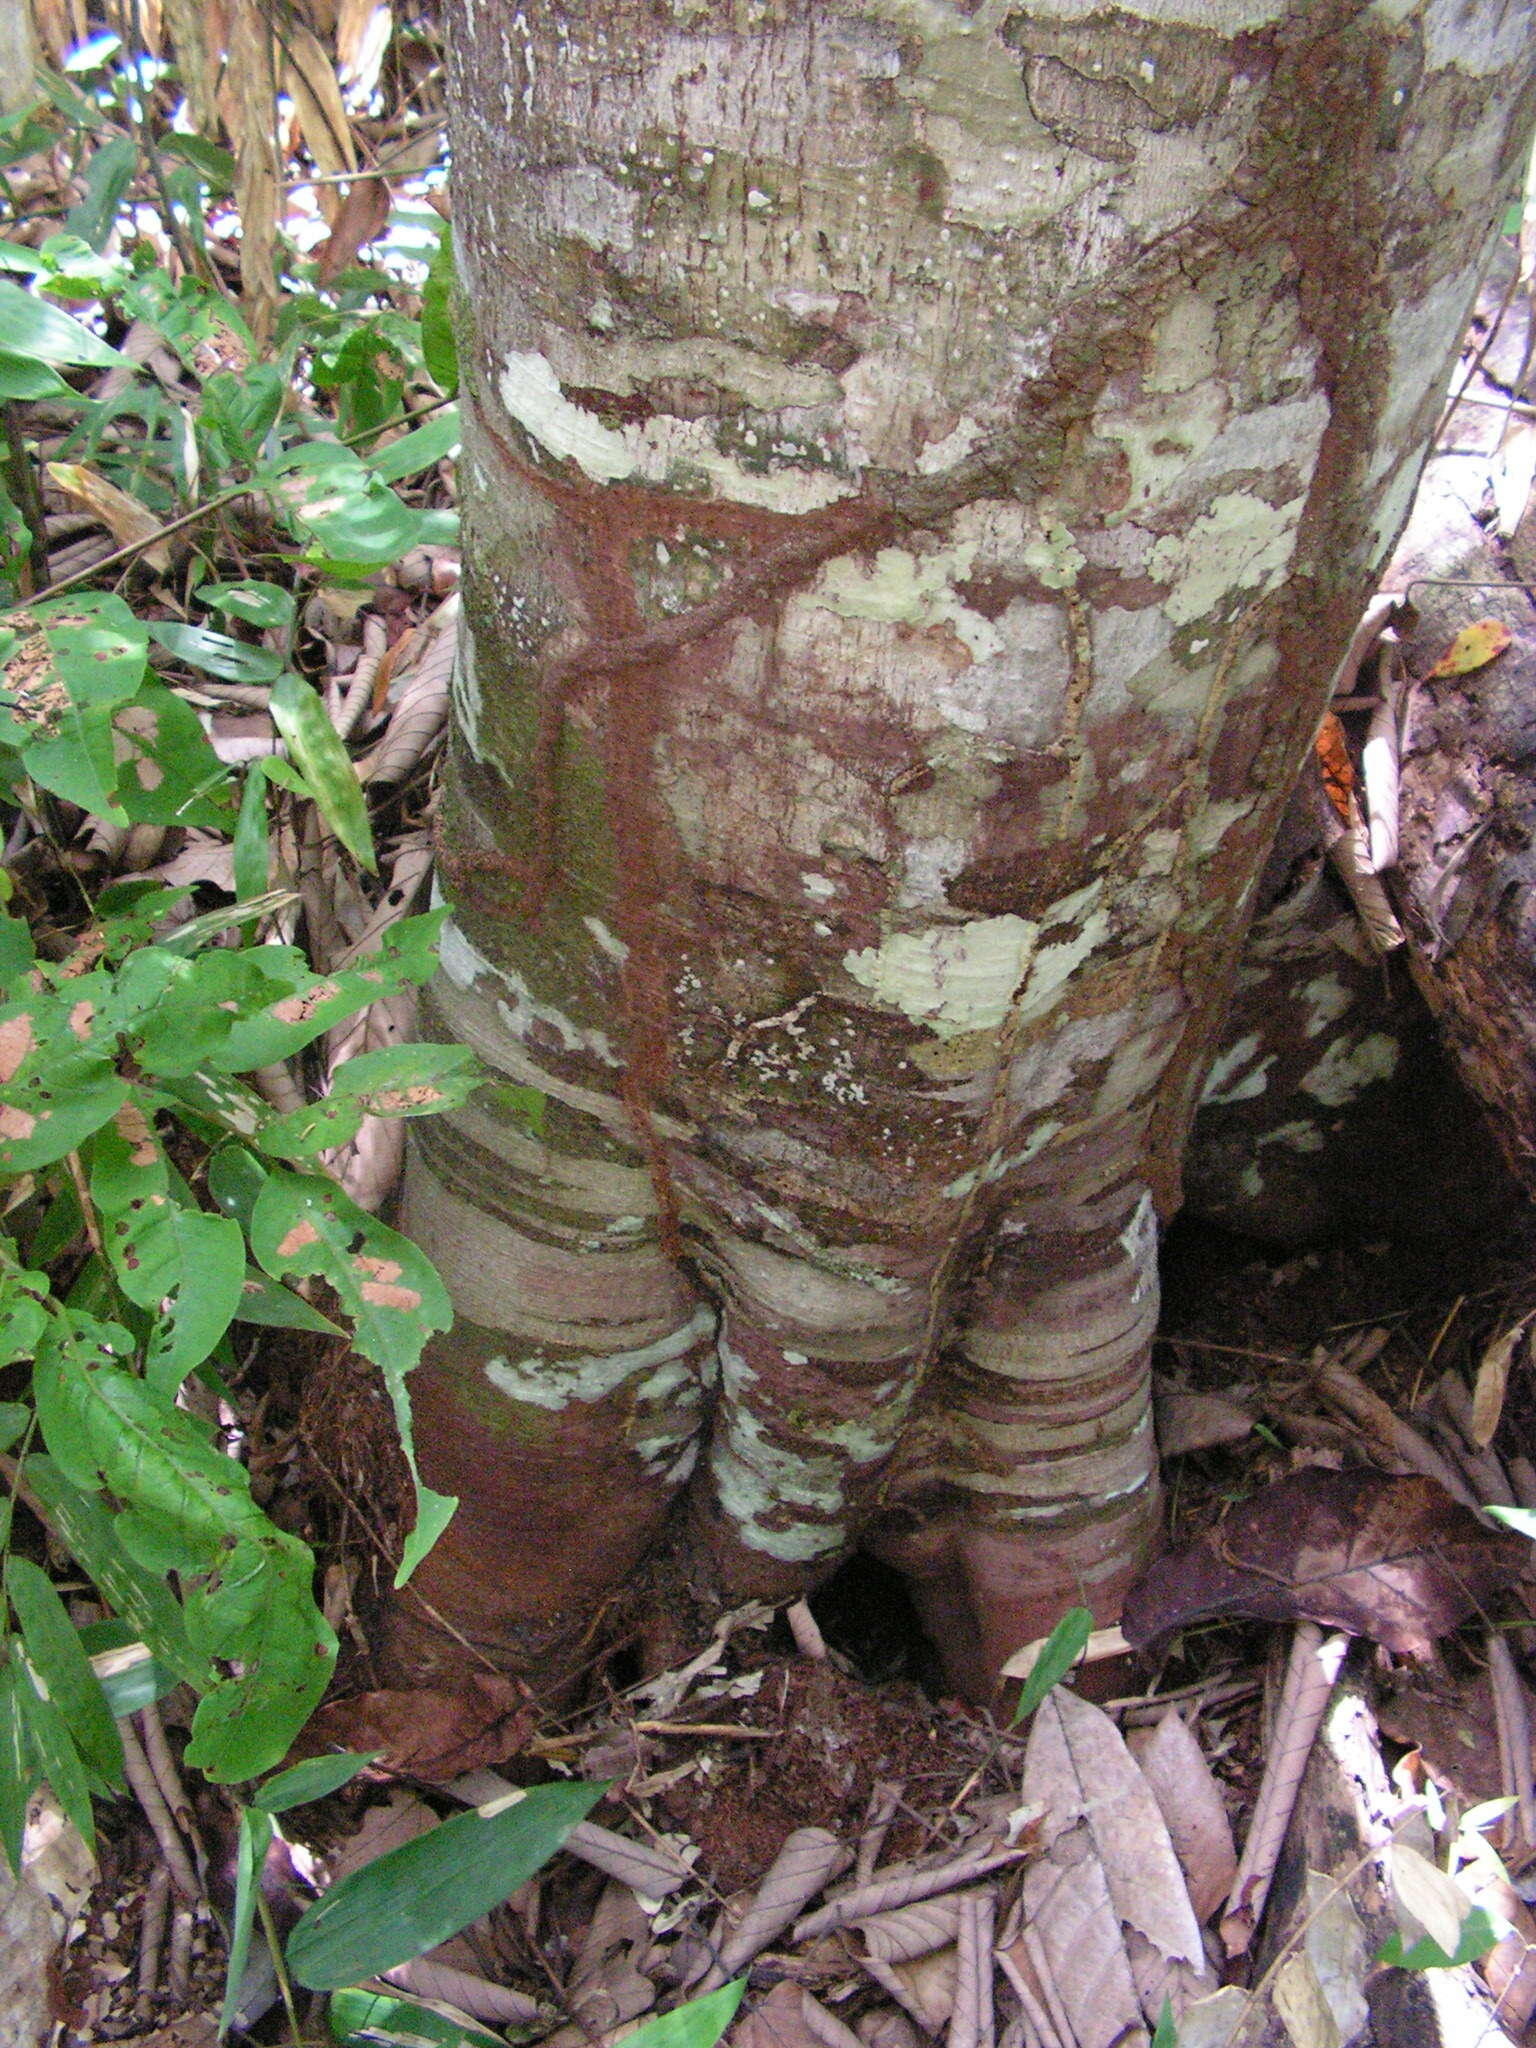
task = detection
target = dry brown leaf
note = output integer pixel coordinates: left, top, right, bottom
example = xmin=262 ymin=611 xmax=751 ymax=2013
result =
xmin=299 ymin=1674 xmax=536 ymax=1780
xmin=1471 ymin=1312 xmax=1534 ymax=1448
xmin=1128 ymin=1709 xmax=1237 ymax=1923
xmin=731 ymin=1981 xmax=828 ymax=2048
xmin=710 ymin=1827 xmax=850 ymax=1984
xmin=45 ymin=463 xmax=171 ymax=572
xmin=316 ymin=174 xmax=391 ymax=281
xmin=854 ymin=1896 xmax=960 ymax=1963
xmin=283 ymin=19 xmax=356 ymax=221
xmin=1120 ymin=1467 xmax=1527 ymax=1656
xmin=225 ymin=0 xmax=281 ymax=342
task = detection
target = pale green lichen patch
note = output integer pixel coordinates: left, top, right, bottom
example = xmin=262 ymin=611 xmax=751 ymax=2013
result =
xmin=498 ymin=351 xmax=635 ymax=482
xmin=817 ymin=545 xmax=1003 ymax=662
xmin=1300 ymin=1032 xmax=1400 ymax=1106
xmin=484 ymin=1304 xmax=716 ymax=1412
xmin=844 ymin=914 xmax=1037 ymax=1038
xmin=1148 ymin=491 xmax=1307 ymax=625
xmin=1201 ymin=1032 xmax=1273 ymax=1104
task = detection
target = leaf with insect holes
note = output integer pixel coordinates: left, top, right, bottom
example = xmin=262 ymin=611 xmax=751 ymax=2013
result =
xmin=253 ymin=1041 xmax=480 ymax=1160
xmin=250 ymin=1169 xmax=454 ymax=1584
xmin=1423 ymin=619 xmax=1513 ymax=679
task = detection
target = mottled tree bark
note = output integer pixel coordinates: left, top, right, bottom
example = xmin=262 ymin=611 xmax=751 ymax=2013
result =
xmin=393 ymin=0 xmax=1536 ymax=1700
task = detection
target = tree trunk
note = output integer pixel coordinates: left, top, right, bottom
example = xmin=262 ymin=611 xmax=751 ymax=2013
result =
xmin=391 ymin=0 xmax=1536 ymax=1702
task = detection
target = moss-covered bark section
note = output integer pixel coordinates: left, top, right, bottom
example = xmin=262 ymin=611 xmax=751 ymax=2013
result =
xmin=398 ymin=0 xmax=1536 ymax=1695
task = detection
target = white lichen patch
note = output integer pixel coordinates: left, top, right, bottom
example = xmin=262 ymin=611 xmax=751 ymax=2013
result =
xmin=1013 ymin=882 xmax=1109 ymax=1026
xmin=620 ymin=411 xmax=851 ymax=513
xmin=1300 ymin=1031 xmax=1399 ymax=1107
xmin=453 ymin=621 xmax=483 ymax=759
xmin=1144 ymin=292 xmax=1221 ymax=394
xmin=1188 ymin=798 xmax=1254 ymax=861
xmin=498 ymin=351 xmax=635 ymax=482
xmin=1259 ymin=1119 xmax=1326 ymax=1154
xmin=546 ymin=330 xmax=839 ymax=412
xmin=1201 ymin=1032 xmax=1273 ymax=1105
xmin=1095 ymin=378 xmax=1227 ymax=516
xmin=582 ymin=916 xmax=628 ymax=962
xmin=844 ymin=914 xmax=1036 ymax=1038
xmin=484 ymin=1304 xmax=717 ymax=1412
xmin=1148 ymin=492 xmax=1307 ymax=625
xmin=1300 ymin=973 xmax=1353 ymax=1039
xmin=817 ymin=545 xmax=1003 ymax=663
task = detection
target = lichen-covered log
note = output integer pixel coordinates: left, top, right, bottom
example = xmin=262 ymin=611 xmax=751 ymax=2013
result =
xmin=393 ymin=0 xmax=1536 ymax=1701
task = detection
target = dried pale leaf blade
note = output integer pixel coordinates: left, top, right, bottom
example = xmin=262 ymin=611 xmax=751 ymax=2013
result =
xmin=1423 ymin=618 xmax=1513 ymax=679
xmin=1471 ymin=1314 xmax=1533 ymax=1448
xmin=1121 ymin=1468 xmax=1527 ymax=1654
xmin=716 ymin=1826 xmax=849 ymax=1973
xmin=1131 ymin=1708 xmax=1237 ymax=1923
xmin=1018 ymin=1834 xmax=1142 ymax=2048
xmin=1024 ymin=1689 xmax=1204 ymax=1969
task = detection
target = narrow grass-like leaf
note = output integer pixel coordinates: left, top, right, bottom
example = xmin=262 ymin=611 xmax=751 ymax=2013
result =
xmin=1010 ymin=1605 xmax=1094 ymax=1725
xmin=286 ymin=1780 xmax=605 ymax=1991
xmin=270 ymin=670 xmax=375 ymax=871
xmin=11 ymin=1636 xmax=95 ymax=1848
xmin=220 ymin=1805 xmax=273 ymax=2037
xmin=0 ymin=1663 xmax=38 ymax=1874
xmin=253 ymin=1751 xmax=377 ymax=1813
xmin=6 ymin=1558 xmax=122 ymax=1787
xmin=618 ymin=1981 xmax=747 ymax=2048
xmin=149 ymin=621 xmax=285 ymax=685
xmin=327 ymin=1989 xmax=506 ymax=2048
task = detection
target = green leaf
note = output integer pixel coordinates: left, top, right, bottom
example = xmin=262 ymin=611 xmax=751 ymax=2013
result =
xmin=366 ymin=409 xmax=460 ymax=484
xmin=327 ymin=1989 xmax=507 ymax=2048
xmin=114 ymin=1206 xmax=246 ymax=1394
xmin=26 ymin=1456 xmax=207 ymax=1690
xmin=231 ymin=1267 xmax=343 ymax=1336
xmin=619 ymin=1983 xmax=748 ymax=2048
xmin=286 ymin=1780 xmax=605 ymax=1991
xmin=0 ymin=352 xmax=70 ymax=401
xmin=250 ymin=1170 xmax=454 ymax=1584
xmin=160 ymin=133 xmax=235 ymax=191
xmin=11 ymin=1636 xmax=96 ymax=1848
xmin=148 ymin=621 xmax=286 ymax=685
xmin=419 ymin=231 xmax=457 ymax=397
xmin=220 ymin=1805 xmax=274 ymax=2037
xmin=233 ymin=758 xmax=273 ymax=901
xmin=0 ymin=278 xmax=123 ymax=367
xmin=110 ymin=681 xmax=234 ymax=828
xmin=1488 ymin=1504 xmax=1536 ymax=1541
xmin=195 ymin=581 xmax=295 ymax=630
xmin=0 ymin=989 xmax=125 ymax=1170
xmin=80 ymin=1631 xmax=177 ymax=1717
xmin=255 ymin=1043 xmax=479 ymax=1160
xmin=6 ymin=1558 xmax=123 ymax=1789
xmin=1150 ymin=1996 xmax=1179 ymax=2048
xmin=1009 ymin=1606 xmax=1094 ymax=1725
xmin=253 ymin=1751 xmax=377 ymax=1813
xmin=269 ymin=671 xmax=375 ymax=872
xmin=64 ymin=134 xmax=138 ymax=252
xmin=0 ymin=1260 xmax=50 ymax=1368
xmin=0 ymin=1403 xmax=28 ymax=1450
xmin=1375 ymin=1906 xmax=1502 ymax=1970
xmin=0 ymin=1665 xmax=39 ymax=1875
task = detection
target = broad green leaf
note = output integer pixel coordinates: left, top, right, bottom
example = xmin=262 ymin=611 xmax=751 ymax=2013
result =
xmin=255 ymin=1043 xmax=479 ymax=1159
xmin=148 ymin=621 xmax=285 ymax=685
xmin=25 ymin=1456 xmax=206 ymax=1689
xmin=160 ymin=133 xmax=235 ymax=191
xmin=220 ymin=1805 xmax=274 ymax=2038
xmin=367 ymin=409 xmax=460 ymax=485
xmin=0 ymin=1402 xmax=28 ymax=1449
xmin=11 ymin=1637 xmax=96 ymax=1848
xmin=109 ymin=1205 xmax=246 ymax=1394
xmin=270 ymin=671 xmax=375 ymax=872
xmin=7 ymin=1559 xmax=122 ymax=1789
xmin=619 ymin=1983 xmax=747 ymax=2048
xmin=0 ymin=1665 xmax=39 ymax=1874
xmin=31 ymin=1330 xmax=336 ymax=1777
xmin=249 ymin=1170 xmax=454 ymax=1584
xmin=0 ymin=352 xmax=70 ymax=400
xmin=253 ymin=1751 xmax=377 ymax=1813
xmin=328 ymin=1989 xmax=509 ymax=2048
xmin=231 ymin=1267 xmax=343 ymax=1336
xmin=64 ymin=134 xmax=138 ymax=252
xmin=1375 ymin=1906 xmax=1502 ymax=1970
xmin=195 ymin=581 xmax=295 ymax=630
xmin=1010 ymin=1605 xmax=1094 ymax=1725
xmin=286 ymin=1780 xmax=605 ymax=1991
xmin=0 ymin=278 xmax=123 ymax=367
xmin=111 ymin=681 xmax=233 ymax=828
xmin=0 ymin=991 xmax=125 ymax=1170
xmin=207 ymin=1144 xmax=270 ymax=1232
xmin=0 ymin=1262 xmax=49 ymax=1368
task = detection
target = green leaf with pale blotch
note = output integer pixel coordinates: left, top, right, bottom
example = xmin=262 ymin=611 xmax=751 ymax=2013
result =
xmin=6 ymin=1559 xmax=122 ymax=1789
xmin=253 ymin=1751 xmax=376 ymax=1813
xmin=1010 ymin=1605 xmax=1094 ymax=1725
xmin=0 ymin=1664 xmax=39 ymax=1875
xmin=287 ymin=1781 xmax=604 ymax=1990
xmin=270 ymin=670 xmax=375 ymax=871
xmin=11 ymin=1636 xmax=95 ymax=1847
xmin=254 ymin=1042 xmax=479 ymax=1160
xmin=250 ymin=1170 xmax=454 ymax=1584
xmin=110 ymin=681 xmax=233 ymax=828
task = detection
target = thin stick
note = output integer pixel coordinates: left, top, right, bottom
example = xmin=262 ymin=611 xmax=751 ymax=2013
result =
xmin=857 ymin=1780 xmax=903 ymax=1887
xmin=1487 ymin=1633 xmax=1536 ymax=1849
xmin=166 ymin=1903 xmax=193 ymax=2001
xmin=135 ymin=1863 xmax=170 ymax=2014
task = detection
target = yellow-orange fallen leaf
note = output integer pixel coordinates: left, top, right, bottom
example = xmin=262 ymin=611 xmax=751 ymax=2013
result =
xmin=1424 ymin=618 xmax=1513 ymax=679
xmin=45 ymin=464 xmax=171 ymax=573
